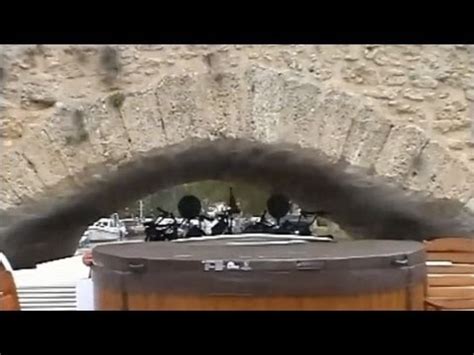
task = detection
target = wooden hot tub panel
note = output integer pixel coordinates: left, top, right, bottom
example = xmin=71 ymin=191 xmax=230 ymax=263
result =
xmin=91 ymin=239 xmax=427 ymax=311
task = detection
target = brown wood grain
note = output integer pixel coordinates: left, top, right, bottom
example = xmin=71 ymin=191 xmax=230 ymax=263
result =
xmin=428 ymin=264 xmax=474 ymax=274
xmin=425 ymin=298 xmax=474 ymax=310
xmin=427 ymin=252 xmax=474 ymax=264
xmin=0 ymin=294 xmax=19 ymax=311
xmin=425 ymin=238 xmax=474 ymax=252
xmin=428 ymin=274 xmax=474 ymax=287
xmin=95 ymin=284 xmax=425 ymax=311
xmin=0 ymin=271 xmax=20 ymax=310
xmin=427 ymin=286 xmax=474 ymax=299
xmin=94 ymin=284 xmax=126 ymax=310
xmin=0 ymin=271 xmax=16 ymax=295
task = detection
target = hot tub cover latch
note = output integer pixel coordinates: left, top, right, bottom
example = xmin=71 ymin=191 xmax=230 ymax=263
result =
xmin=391 ymin=256 xmax=409 ymax=267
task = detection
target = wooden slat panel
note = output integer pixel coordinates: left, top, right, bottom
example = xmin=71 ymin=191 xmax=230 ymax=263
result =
xmin=427 ymin=252 xmax=474 ymax=264
xmin=428 ymin=264 xmax=474 ymax=274
xmin=425 ymin=298 xmax=474 ymax=310
xmin=425 ymin=238 xmax=474 ymax=252
xmin=428 ymin=275 xmax=474 ymax=287
xmin=427 ymin=286 xmax=474 ymax=298
xmin=425 ymin=239 xmax=474 ymax=309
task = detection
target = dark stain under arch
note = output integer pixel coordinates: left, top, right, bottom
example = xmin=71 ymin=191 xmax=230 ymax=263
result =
xmin=1 ymin=138 xmax=474 ymax=269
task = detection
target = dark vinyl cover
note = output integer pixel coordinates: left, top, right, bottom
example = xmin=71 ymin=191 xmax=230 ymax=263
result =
xmin=92 ymin=239 xmax=427 ymax=296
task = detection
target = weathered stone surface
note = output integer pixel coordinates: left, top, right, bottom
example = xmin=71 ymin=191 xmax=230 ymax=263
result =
xmin=433 ymin=120 xmax=471 ymax=134
xmin=0 ymin=118 xmax=23 ymax=138
xmin=374 ymin=125 xmax=429 ymax=182
xmin=202 ymin=72 xmax=246 ymax=139
xmin=17 ymin=130 xmax=73 ymax=189
xmin=0 ymin=97 xmax=15 ymax=110
xmin=406 ymin=141 xmax=474 ymax=202
xmin=245 ymin=67 xmax=285 ymax=143
xmin=20 ymin=80 xmax=57 ymax=109
xmin=99 ymin=46 xmax=121 ymax=86
xmin=120 ymin=89 xmax=167 ymax=153
xmin=306 ymin=62 xmax=332 ymax=81
xmin=83 ymin=96 xmax=133 ymax=163
xmin=0 ymin=177 xmax=21 ymax=210
xmin=362 ymin=46 xmax=378 ymax=60
xmin=448 ymin=140 xmax=466 ymax=151
xmin=466 ymin=89 xmax=474 ymax=101
xmin=403 ymin=88 xmax=426 ymax=101
xmin=0 ymin=46 xmax=472 ymax=156
xmin=364 ymin=87 xmax=400 ymax=100
xmin=0 ymin=148 xmax=46 ymax=199
xmin=317 ymin=91 xmax=360 ymax=161
xmin=342 ymin=63 xmax=378 ymax=85
xmin=342 ymin=106 xmax=393 ymax=168
xmin=435 ymin=99 xmax=468 ymax=122
xmin=371 ymin=48 xmax=396 ymax=66
xmin=395 ymin=104 xmax=418 ymax=114
xmin=383 ymin=69 xmax=407 ymax=86
xmin=43 ymin=104 xmax=106 ymax=176
xmin=280 ymin=78 xmax=323 ymax=148
xmin=412 ymin=75 xmax=439 ymax=89
xmin=155 ymin=73 xmax=204 ymax=143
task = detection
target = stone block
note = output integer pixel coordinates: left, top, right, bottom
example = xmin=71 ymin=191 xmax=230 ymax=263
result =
xmin=406 ymin=141 xmax=474 ymax=202
xmin=374 ymin=125 xmax=428 ymax=183
xmin=342 ymin=106 xmax=393 ymax=168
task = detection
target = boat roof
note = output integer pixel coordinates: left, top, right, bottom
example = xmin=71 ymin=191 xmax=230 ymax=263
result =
xmin=12 ymin=254 xmax=89 ymax=288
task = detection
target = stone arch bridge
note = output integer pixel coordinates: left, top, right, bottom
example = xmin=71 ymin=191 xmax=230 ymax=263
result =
xmin=1 ymin=49 xmax=474 ymax=268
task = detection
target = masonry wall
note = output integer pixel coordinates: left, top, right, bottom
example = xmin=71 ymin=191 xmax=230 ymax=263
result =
xmin=0 ymin=45 xmax=472 ymax=163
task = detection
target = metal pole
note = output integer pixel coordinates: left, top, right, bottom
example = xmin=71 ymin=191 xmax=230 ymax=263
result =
xmin=139 ymin=200 xmax=144 ymax=221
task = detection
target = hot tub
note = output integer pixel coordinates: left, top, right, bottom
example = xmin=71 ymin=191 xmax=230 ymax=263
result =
xmin=91 ymin=236 xmax=427 ymax=310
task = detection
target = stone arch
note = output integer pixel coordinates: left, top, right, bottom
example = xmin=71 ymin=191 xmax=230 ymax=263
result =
xmin=1 ymin=65 xmax=474 ymax=268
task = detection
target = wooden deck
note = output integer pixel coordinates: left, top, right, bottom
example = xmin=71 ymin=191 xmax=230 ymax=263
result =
xmin=425 ymin=237 xmax=474 ymax=311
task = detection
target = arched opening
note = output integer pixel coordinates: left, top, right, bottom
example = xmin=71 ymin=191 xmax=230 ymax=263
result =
xmin=1 ymin=138 xmax=473 ymax=268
